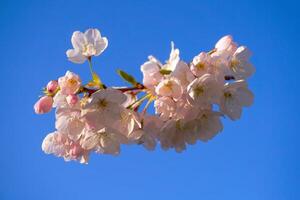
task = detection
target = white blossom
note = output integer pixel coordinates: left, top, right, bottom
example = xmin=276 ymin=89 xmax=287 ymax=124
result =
xmin=66 ymin=28 xmax=108 ymax=63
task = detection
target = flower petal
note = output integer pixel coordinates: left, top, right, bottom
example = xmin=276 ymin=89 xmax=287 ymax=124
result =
xmin=66 ymin=49 xmax=86 ymax=64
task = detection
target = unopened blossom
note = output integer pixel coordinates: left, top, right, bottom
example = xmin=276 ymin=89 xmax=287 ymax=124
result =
xmin=46 ymin=80 xmax=58 ymax=93
xmin=155 ymin=77 xmax=183 ymax=99
xmin=220 ymin=80 xmax=254 ymax=120
xmin=34 ymin=96 xmax=53 ymax=114
xmin=58 ymin=71 xmax=81 ymax=95
xmin=187 ymin=74 xmax=221 ymax=107
xmin=215 ymin=35 xmax=237 ymax=54
xmin=154 ymin=96 xmax=176 ymax=121
xmin=66 ymin=28 xmax=108 ymax=63
xmin=66 ymin=94 xmax=79 ymax=106
xmin=42 ymin=131 xmax=89 ymax=164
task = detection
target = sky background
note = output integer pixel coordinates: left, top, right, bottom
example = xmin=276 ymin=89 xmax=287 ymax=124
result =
xmin=0 ymin=0 xmax=299 ymax=199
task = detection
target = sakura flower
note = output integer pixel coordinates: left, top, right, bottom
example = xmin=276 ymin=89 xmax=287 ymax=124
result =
xmin=154 ymin=96 xmax=176 ymax=121
xmin=162 ymin=42 xmax=180 ymax=71
xmin=171 ymin=61 xmax=195 ymax=88
xmin=81 ymin=127 xmax=126 ymax=155
xmin=58 ymin=71 xmax=81 ymax=95
xmin=159 ymin=120 xmax=188 ymax=152
xmin=66 ymin=94 xmax=79 ymax=106
xmin=66 ymin=28 xmax=108 ymax=63
xmin=228 ymin=46 xmax=255 ymax=79
xmin=193 ymin=110 xmax=223 ymax=141
xmin=191 ymin=52 xmax=213 ymax=77
xmin=42 ymin=131 xmax=89 ymax=164
xmin=82 ymin=89 xmax=127 ymax=129
xmin=215 ymin=35 xmax=237 ymax=54
xmin=46 ymin=80 xmax=58 ymax=93
xmin=220 ymin=80 xmax=254 ymax=120
xmin=141 ymin=59 xmax=163 ymax=89
xmin=56 ymin=105 xmax=84 ymax=141
xmin=155 ymin=77 xmax=183 ymax=99
xmin=187 ymin=74 xmax=221 ymax=107
xmin=131 ymin=115 xmax=163 ymax=150
xmin=113 ymin=108 xmax=141 ymax=138
xmin=34 ymin=96 xmax=53 ymax=114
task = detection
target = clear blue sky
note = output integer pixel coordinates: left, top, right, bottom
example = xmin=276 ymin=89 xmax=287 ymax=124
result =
xmin=0 ymin=0 xmax=299 ymax=199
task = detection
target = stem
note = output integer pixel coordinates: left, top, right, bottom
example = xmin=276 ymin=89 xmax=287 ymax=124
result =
xmin=87 ymin=57 xmax=94 ymax=77
xmin=127 ymin=93 xmax=151 ymax=109
xmin=142 ymin=97 xmax=154 ymax=116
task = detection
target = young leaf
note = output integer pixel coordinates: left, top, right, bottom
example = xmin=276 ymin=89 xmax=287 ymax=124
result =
xmin=159 ymin=68 xmax=172 ymax=75
xmin=117 ymin=69 xmax=137 ymax=86
xmin=92 ymin=72 xmax=102 ymax=87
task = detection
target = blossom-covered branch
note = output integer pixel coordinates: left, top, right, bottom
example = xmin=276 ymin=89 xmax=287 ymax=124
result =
xmin=34 ymin=28 xmax=255 ymax=164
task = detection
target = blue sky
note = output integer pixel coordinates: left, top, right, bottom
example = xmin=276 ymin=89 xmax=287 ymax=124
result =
xmin=0 ymin=0 xmax=299 ymax=199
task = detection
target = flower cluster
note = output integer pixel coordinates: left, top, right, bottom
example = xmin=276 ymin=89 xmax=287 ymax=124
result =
xmin=34 ymin=28 xmax=255 ymax=164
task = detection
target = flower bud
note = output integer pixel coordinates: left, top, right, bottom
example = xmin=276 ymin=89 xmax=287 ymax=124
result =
xmin=46 ymin=80 xmax=58 ymax=93
xmin=66 ymin=94 xmax=79 ymax=106
xmin=34 ymin=96 xmax=53 ymax=114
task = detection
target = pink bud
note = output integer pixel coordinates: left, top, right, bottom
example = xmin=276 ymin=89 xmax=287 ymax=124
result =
xmin=34 ymin=96 xmax=53 ymax=114
xmin=46 ymin=80 xmax=58 ymax=93
xmin=66 ymin=94 xmax=79 ymax=106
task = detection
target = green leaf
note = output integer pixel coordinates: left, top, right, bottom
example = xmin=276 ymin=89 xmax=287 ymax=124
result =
xmin=117 ymin=69 xmax=137 ymax=86
xmin=159 ymin=68 xmax=172 ymax=75
xmin=92 ymin=72 xmax=103 ymax=87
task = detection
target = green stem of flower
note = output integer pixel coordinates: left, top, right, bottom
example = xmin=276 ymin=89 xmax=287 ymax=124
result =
xmin=127 ymin=93 xmax=151 ymax=109
xmin=142 ymin=97 xmax=154 ymax=116
xmin=87 ymin=57 xmax=94 ymax=77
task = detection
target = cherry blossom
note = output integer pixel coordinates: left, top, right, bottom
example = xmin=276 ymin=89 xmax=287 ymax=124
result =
xmin=220 ymin=80 xmax=254 ymax=120
xmin=35 ymin=29 xmax=255 ymax=163
xmin=34 ymin=96 xmax=53 ymax=114
xmin=66 ymin=28 xmax=108 ymax=63
xmin=58 ymin=71 xmax=81 ymax=95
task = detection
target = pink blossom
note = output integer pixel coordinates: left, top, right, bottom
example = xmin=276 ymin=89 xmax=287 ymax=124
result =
xmin=58 ymin=71 xmax=81 ymax=95
xmin=34 ymin=96 xmax=53 ymax=114
xmin=155 ymin=77 xmax=183 ymax=99
xmin=215 ymin=35 xmax=237 ymax=53
xmin=46 ymin=80 xmax=58 ymax=93
xmin=66 ymin=94 xmax=79 ymax=106
xmin=154 ymin=96 xmax=176 ymax=121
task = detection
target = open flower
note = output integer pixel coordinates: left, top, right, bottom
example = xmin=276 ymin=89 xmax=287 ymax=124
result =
xmin=220 ymin=80 xmax=254 ymax=120
xmin=228 ymin=46 xmax=255 ymax=79
xmin=155 ymin=77 xmax=183 ymax=99
xmin=80 ymin=127 xmax=127 ymax=155
xmin=187 ymin=74 xmax=221 ymax=107
xmin=141 ymin=58 xmax=163 ymax=89
xmin=66 ymin=28 xmax=108 ymax=63
xmin=154 ymin=96 xmax=176 ymax=121
xmin=82 ymin=89 xmax=127 ymax=129
xmin=58 ymin=71 xmax=81 ymax=95
xmin=42 ymin=131 xmax=89 ymax=164
xmin=191 ymin=52 xmax=213 ymax=77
